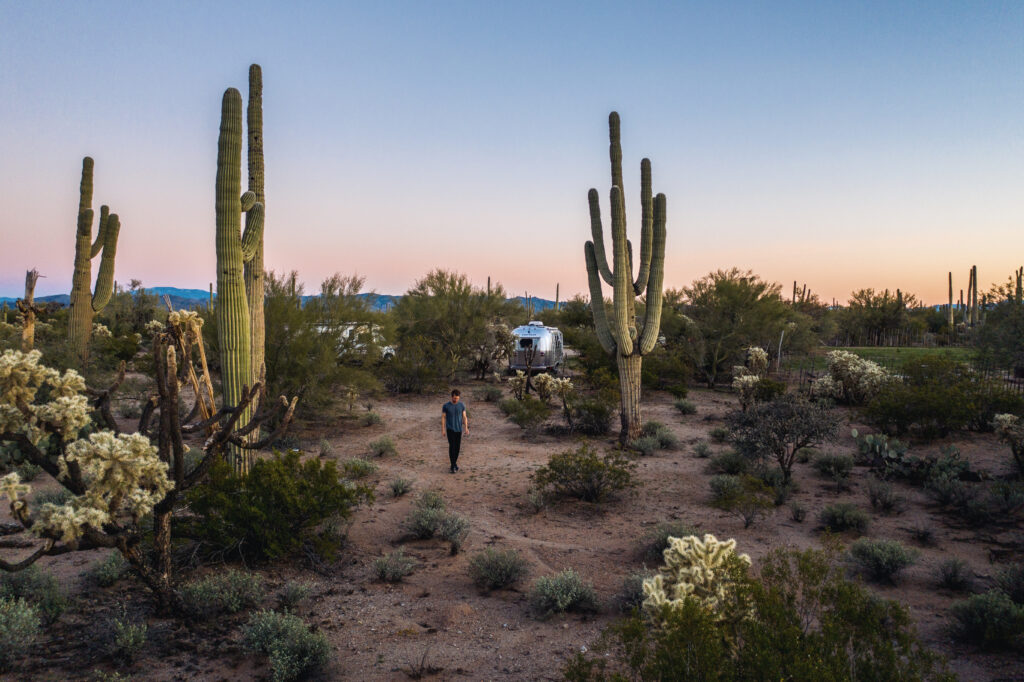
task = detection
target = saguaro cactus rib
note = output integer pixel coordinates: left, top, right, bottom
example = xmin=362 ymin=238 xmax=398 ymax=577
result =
xmin=68 ymin=157 xmax=121 ymax=363
xmin=584 ymin=112 xmax=668 ymax=443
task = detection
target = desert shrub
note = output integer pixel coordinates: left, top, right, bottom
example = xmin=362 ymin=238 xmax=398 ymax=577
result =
xmin=532 ymin=443 xmax=636 ymax=503
xmin=866 ymin=477 xmax=903 ymax=514
xmin=380 ymin=346 xmax=436 ymax=394
xmin=183 ymin=452 xmax=373 ymax=562
xmin=728 ymin=395 xmax=839 ymax=483
xmin=926 ymin=474 xmax=972 ymax=507
xmin=389 ymin=477 xmax=413 ymax=497
xmin=340 ymin=457 xmax=378 ymax=479
xmin=317 ymin=439 xmax=332 ymax=458
xmin=642 ymin=520 xmax=700 ymax=562
xmin=757 ymin=467 xmax=795 ymax=506
xmin=0 ymin=597 xmax=40 ymax=670
xmin=570 ymin=398 xmax=614 ymax=436
xmin=28 ymin=486 xmax=74 ymax=510
xmin=789 ymin=502 xmax=807 ymax=522
xmin=502 ymin=395 xmax=552 ymax=431
xmin=524 ymin=487 xmax=549 ymax=514
xmin=476 ymin=385 xmax=504 ymax=402
xmin=0 ymin=566 xmax=68 ymax=624
xmin=849 ymin=538 xmax=917 ymax=583
xmin=948 ymin=590 xmax=1024 ymax=650
xmin=794 ymin=446 xmax=816 ymax=463
xmin=468 ymin=548 xmax=529 ymax=591
xmin=812 ymin=452 xmax=854 ymax=490
xmin=12 ymin=462 xmax=41 ymax=482
xmin=367 ymin=435 xmax=397 ymax=457
xmin=993 ymin=413 xmax=1024 ymax=476
xmin=954 ymin=480 xmax=1024 ymax=527
xmin=707 ymin=449 xmax=749 ymax=476
xmin=642 ymin=421 xmax=679 ymax=450
xmin=373 ymin=549 xmax=416 ymax=582
xmin=710 ymin=475 xmax=773 ymax=528
xmin=403 ymin=492 xmax=468 ymax=553
xmin=674 ymin=398 xmax=697 ymax=415
xmin=243 ymin=610 xmax=331 ymax=682
xmin=618 ymin=571 xmax=653 ymax=612
xmin=935 ymin=558 xmax=973 ymax=591
xmin=629 ymin=436 xmax=660 ymax=457
xmin=277 ymin=581 xmax=314 ymax=611
xmin=88 ymin=552 xmax=129 ymax=588
xmin=709 ymin=426 xmax=729 ymax=443
xmin=910 ymin=525 xmax=935 ymax=546
xmin=566 ymin=544 xmax=950 ymax=681
xmin=180 ymin=570 xmax=265 ymax=619
xmin=995 ymin=563 xmax=1024 ymax=605
xmin=530 ymin=570 xmax=599 ymax=618
xmin=437 ymin=513 xmax=470 ymax=554
xmin=360 ymin=410 xmax=383 ymax=427
xmin=693 ymin=440 xmax=712 ymax=458
xmin=818 ymin=503 xmax=869 ymax=534
xmin=108 ymin=606 xmax=147 ymax=661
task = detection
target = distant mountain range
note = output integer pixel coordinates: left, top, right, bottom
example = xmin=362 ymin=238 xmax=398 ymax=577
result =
xmin=0 ymin=287 xmax=557 ymax=314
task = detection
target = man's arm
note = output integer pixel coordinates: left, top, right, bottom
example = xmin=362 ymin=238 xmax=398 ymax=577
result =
xmin=441 ymin=412 xmax=447 ymax=436
xmin=463 ymin=407 xmax=469 ymax=435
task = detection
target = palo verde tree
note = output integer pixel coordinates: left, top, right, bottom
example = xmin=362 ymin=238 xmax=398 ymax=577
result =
xmin=68 ymin=157 xmax=121 ymax=364
xmin=584 ymin=112 xmax=666 ymax=442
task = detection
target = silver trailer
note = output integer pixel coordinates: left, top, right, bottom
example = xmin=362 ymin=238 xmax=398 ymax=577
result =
xmin=510 ymin=321 xmax=564 ymax=373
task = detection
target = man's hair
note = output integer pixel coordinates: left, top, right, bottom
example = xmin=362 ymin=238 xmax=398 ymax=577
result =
xmin=451 ymin=389 xmax=460 ymax=397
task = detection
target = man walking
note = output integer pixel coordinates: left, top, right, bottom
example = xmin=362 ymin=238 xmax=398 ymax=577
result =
xmin=442 ymin=389 xmax=468 ymax=473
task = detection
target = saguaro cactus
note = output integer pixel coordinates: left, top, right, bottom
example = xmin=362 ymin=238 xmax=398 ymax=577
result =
xmin=216 ymin=87 xmax=264 ymax=473
xmin=584 ymin=112 xmax=667 ymax=443
xmin=68 ymin=157 xmax=121 ymax=363
xmin=243 ymin=64 xmax=266 ymax=406
xmin=1015 ymin=267 xmax=1022 ymax=305
xmin=947 ymin=272 xmax=954 ymax=329
xmin=18 ymin=269 xmax=40 ymax=352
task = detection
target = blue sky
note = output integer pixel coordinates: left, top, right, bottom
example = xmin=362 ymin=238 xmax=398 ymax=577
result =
xmin=1 ymin=1 xmax=1021 ymax=303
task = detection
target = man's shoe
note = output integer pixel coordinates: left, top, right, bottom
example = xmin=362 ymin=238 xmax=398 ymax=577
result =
xmin=449 ymin=466 xmax=456 ymax=474
xmin=454 ymin=465 xmax=460 ymax=472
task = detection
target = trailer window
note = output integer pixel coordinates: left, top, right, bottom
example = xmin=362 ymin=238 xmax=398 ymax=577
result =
xmin=518 ymin=338 xmax=534 ymax=349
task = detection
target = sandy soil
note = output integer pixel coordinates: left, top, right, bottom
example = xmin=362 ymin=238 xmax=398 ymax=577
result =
xmin=3 ymin=384 xmax=1023 ymax=681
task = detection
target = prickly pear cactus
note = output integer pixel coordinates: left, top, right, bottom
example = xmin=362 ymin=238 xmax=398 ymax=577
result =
xmin=68 ymin=158 xmax=121 ymax=363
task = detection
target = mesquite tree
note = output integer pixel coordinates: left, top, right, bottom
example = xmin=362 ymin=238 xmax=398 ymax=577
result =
xmin=0 ymin=314 xmax=295 ymax=612
xmin=584 ymin=112 xmax=667 ymax=442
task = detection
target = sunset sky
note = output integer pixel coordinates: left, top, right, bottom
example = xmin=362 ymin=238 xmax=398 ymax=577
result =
xmin=1 ymin=1 xmax=1021 ymax=305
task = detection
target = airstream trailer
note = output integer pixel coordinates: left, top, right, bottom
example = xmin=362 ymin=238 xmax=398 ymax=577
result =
xmin=510 ymin=321 xmax=564 ymax=373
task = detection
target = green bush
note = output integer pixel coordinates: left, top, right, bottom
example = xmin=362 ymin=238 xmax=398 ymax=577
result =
xmin=277 ymin=581 xmax=314 ymax=611
xmin=710 ymin=475 xmax=773 ymax=528
xmin=0 ymin=597 xmax=40 ymax=670
xmin=642 ymin=421 xmax=679 ymax=450
xmin=403 ymin=492 xmax=469 ymax=553
xmin=108 ymin=606 xmax=147 ymax=661
xmin=866 ymin=477 xmax=903 ymax=514
xmin=0 ymin=566 xmax=68 ymax=624
xmin=437 ymin=513 xmax=470 ymax=554
xmin=789 ymin=502 xmax=807 ymax=522
xmin=642 ymin=521 xmax=699 ymax=562
xmin=849 ymin=538 xmax=917 ymax=584
xmin=372 ymin=549 xmax=416 ymax=582
xmin=389 ymin=477 xmax=414 ymax=497
xmin=692 ymin=440 xmax=712 ymax=458
xmin=29 ymin=487 xmax=74 ymax=510
xmin=709 ymin=475 xmax=743 ymax=505
xmin=629 ymin=435 xmax=660 ymax=457
xmin=565 ymin=545 xmax=951 ymax=681
xmin=532 ymin=443 xmax=637 ymax=503
xmin=618 ymin=570 xmax=653 ymax=612
xmin=818 ymin=503 xmax=869 ymax=533
xmin=476 ymin=385 xmax=504 ymax=402
xmin=360 ymin=410 xmax=383 ymax=427
xmin=709 ymin=426 xmax=729 ymax=443
xmin=996 ymin=563 xmax=1024 ymax=604
xmin=499 ymin=396 xmax=550 ymax=431
xmin=184 ymin=452 xmax=373 ymax=562
xmin=674 ymin=399 xmax=697 ymax=415
xmin=340 ymin=457 xmax=378 ymax=479
xmin=530 ymin=570 xmax=599 ymax=618
xmin=12 ymin=462 xmax=41 ymax=482
xmin=706 ymin=449 xmax=749 ymax=476
xmin=180 ymin=570 xmax=265 ymax=619
xmin=910 ymin=525 xmax=935 ymax=546
xmin=935 ymin=558 xmax=973 ymax=592
xmin=88 ymin=552 xmax=129 ymax=588
xmin=468 ymin=548 xmax=529 ymax=591
xmin=243 ymin=610 xmax=331 ymax=682
xmin=368 ymin=435 xmax=397 ymax=457
xmin=948 ymin=590 xmax=1024 ymax=650
xmin=812 ymin=452 xmax=854 ymax=490
xmin=571 ymin=398 xmax=615 ymax=436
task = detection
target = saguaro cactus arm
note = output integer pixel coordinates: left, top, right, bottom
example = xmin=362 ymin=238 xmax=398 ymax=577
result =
xmin=610 ymin=187 xmax=636 ymax=355
xmin=241 ymin=202 xmax=264 ymax=261
xmin=585 ymin=242 xmax=616 ymax=354
xmin=633 ymin=158 xmax=653 ymax=295
xmin=91 ymin=214 xmax=120 ymax=312
xmin=638 ymin=192 xmax=667 ymax=355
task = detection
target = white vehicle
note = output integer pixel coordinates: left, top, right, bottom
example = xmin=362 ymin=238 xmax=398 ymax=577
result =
xmin=315 ymin=323 xmax=395 ymax=359
xmin=510 ymin=321 xmax=564 ymax=373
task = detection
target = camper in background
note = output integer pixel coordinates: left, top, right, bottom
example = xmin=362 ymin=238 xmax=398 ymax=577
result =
xmin=510 ymin=321 xmax=564 ymax=373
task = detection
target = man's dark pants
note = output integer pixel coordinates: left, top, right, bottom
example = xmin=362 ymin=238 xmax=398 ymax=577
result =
xmin=446 ymin=429 xmax=462 ymax=468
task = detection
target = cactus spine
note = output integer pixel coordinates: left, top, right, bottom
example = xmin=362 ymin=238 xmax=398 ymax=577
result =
xmin=585 ymin=112 xmax=667 ymax=443
xmin=68 ymin=157 xmax=121 ymax=363
xmin=243 ymin=64 xmax=266 ymax=406
xmin=216 ymin=87 xmax=264 ymax=474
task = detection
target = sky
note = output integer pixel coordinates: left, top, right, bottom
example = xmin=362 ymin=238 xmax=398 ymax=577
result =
xmin=0 ymin=1 xmax=1022 ymax=305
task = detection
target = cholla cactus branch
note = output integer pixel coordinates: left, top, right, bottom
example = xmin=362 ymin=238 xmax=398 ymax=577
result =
xmin=642 ymin=533 xmax=751 ymax=621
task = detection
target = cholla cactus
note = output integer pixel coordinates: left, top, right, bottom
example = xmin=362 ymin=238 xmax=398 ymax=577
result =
xmin=0 ymin=349 xmax=89 ymax=445
xmin=732 ymin=374 xmax=761 ymax=412
xmin=144 ymin=319 xmax=164 ymax=335
xmin=746 ymin=347 xmax=769 ymax=377
xmin=642 ymin=534 xmax=751 ymax=620
xmin=812 ymin=350 xmax=891 ymax=405
xmin=92 ymin=323 xmax=112 ymax=338
xmin=533 ymin=373 xmax=556 ymax=403
xmin=993 ymin=414 xmax=1024 ymax=475
xmin=507 ymin=371 xmax=528 ymax=400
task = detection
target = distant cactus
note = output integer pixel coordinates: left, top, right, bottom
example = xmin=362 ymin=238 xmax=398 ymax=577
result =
xmin=1016 ymin=267 xmax=1022 ymax=306
xmin=68 ymin=157 xmax=120 ymax=363
xmin=215 ymin=87 xmax=264 ymax=473
xmin=17 ymin=269 xmax=40 ymax=352
xmin=947 ymin=272 xmax=954 ymax=329
xmin=584 ymin=112 xmax=667 ymax=442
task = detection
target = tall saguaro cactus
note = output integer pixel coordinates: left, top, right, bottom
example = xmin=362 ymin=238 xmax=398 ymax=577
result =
xmin=216 ymin=87 xmax=264 ymax=473
xmin=68 ymin=157 xmax=121 ymax=363
xmin=243 ymin=64 xmax=266 ymax=407
xmin=584 ymin=112 xmax=667 ymax=443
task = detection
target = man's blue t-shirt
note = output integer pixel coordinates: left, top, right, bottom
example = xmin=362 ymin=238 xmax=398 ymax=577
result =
xmin=442 ymin=401 xmax=466 ymax=432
